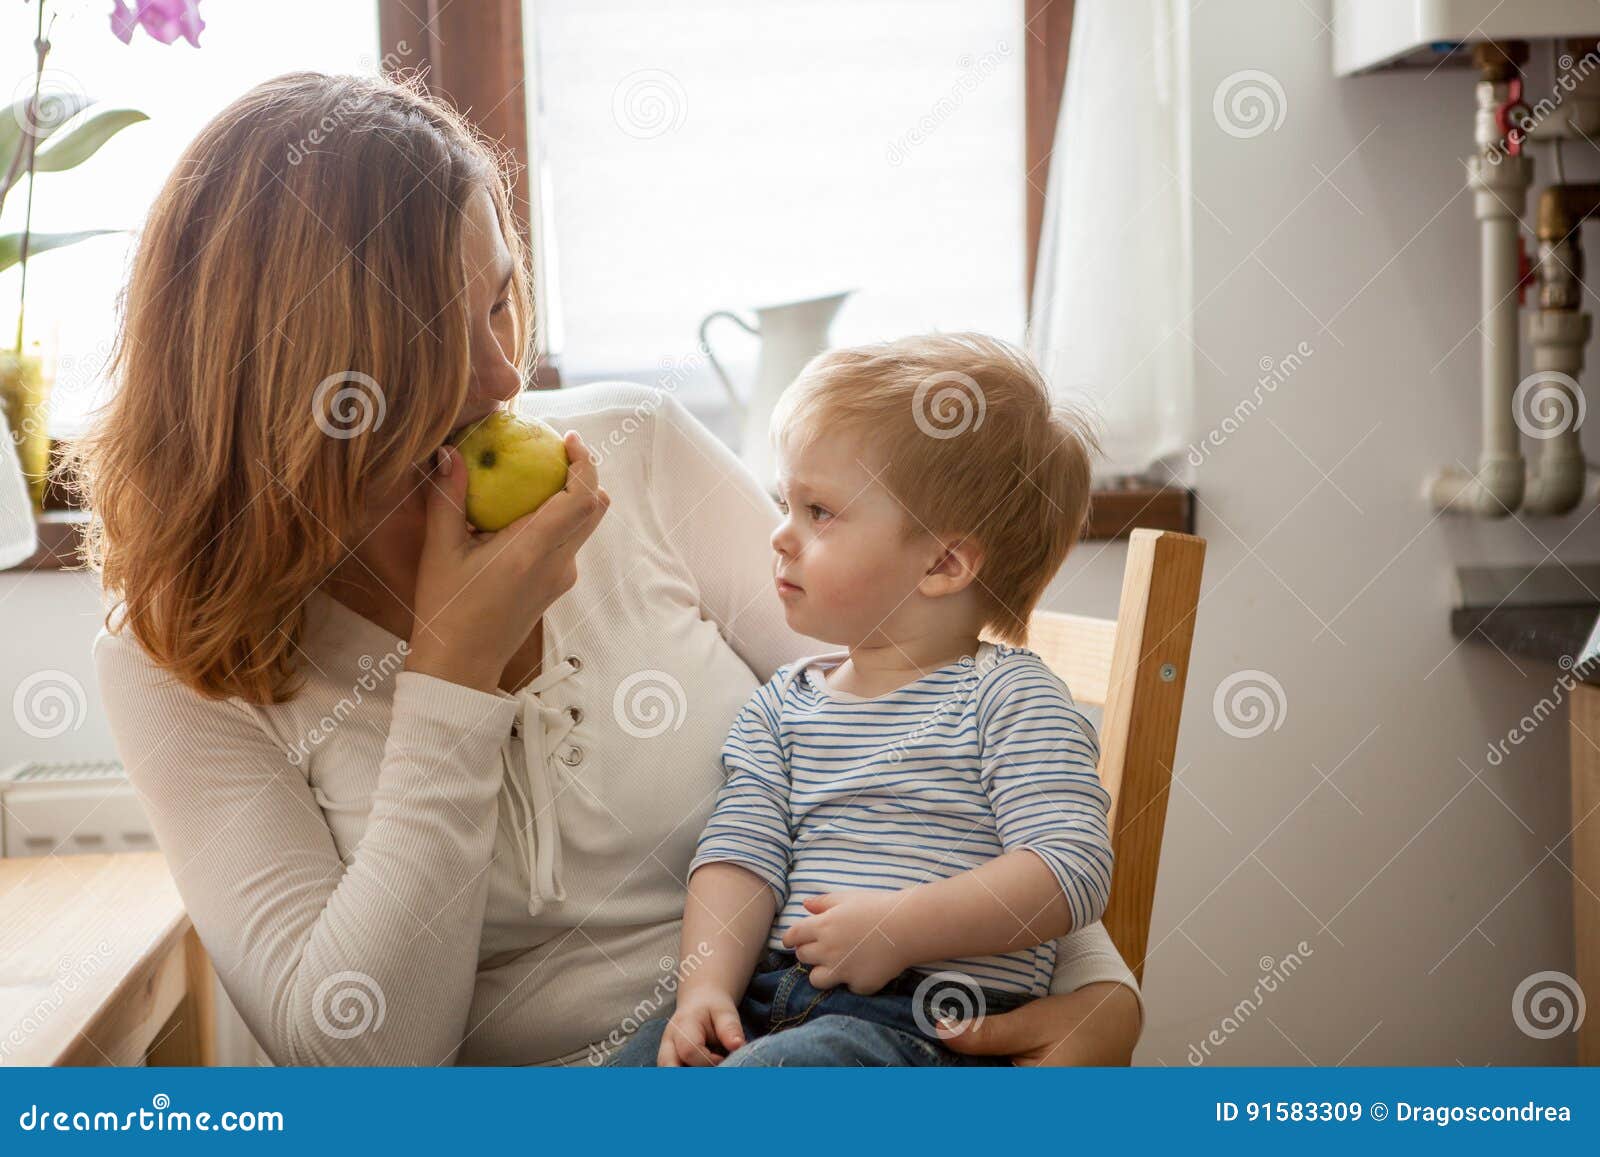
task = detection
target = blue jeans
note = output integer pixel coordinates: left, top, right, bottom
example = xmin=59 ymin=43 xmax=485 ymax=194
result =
xmin=608 ymin=949 xmax=1030 ymax=1067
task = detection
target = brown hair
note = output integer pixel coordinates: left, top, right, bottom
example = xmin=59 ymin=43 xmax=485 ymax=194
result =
xmin=65 ymin=71 xmax=534 ymax=704
xmin=771 ymin=332 xmax=1102 ymax=643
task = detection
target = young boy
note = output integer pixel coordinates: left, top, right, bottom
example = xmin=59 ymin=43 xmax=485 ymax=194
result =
xmin=614 ymin=332 xmax=1112 ymax=1067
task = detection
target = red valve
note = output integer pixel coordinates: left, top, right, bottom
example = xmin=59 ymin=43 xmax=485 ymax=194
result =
xmin=1496 ymin=75 xmax=1530 ymax=157
xmin=1516 ymin=235 xmax=1535 ymax=305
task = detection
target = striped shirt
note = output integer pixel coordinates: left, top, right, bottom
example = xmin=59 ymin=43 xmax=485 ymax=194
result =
xmin=689 ymin=641 xmax=1113 ymax=996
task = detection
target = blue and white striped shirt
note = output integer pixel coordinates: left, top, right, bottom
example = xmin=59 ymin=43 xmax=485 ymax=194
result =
xmin=689 ymin=641 xmax=1113 ymax=996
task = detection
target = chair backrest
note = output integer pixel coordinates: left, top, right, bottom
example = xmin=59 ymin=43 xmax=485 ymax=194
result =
xmin=1017 ymin=529 xmax=1206 ymax=983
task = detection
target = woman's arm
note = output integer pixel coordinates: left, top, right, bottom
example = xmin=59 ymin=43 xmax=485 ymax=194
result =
xmin=95 ymin=632 xmax=519 ymax=1066
xmin=646 ymin=393 xmax=826 ymax=680
xmin=940 ymin=920 xmax=1144 ymax=1065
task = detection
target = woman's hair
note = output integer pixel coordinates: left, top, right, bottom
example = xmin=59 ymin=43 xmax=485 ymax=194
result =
xmin=771 ymin=332 xmax=1102 ymax=644
xmin=65 ymin=71 xmax=535 ymax=704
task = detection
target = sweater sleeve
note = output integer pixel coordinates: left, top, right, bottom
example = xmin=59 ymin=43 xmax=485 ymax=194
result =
xmin=977 ymin=655 xmax=1114 ymax=935
xmin=686 ymin=677 xmax=793 ymax=905
xmin=646 ymin=392 xmax=825 ymax=682
xmin=93 ymin=630 xmax=520 ymax=1066
xmin=1047 ymin=920 xmax=1146 ymax=1029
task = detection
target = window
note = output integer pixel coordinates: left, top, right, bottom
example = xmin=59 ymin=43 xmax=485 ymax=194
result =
xmin=0 ymin=0 xmax=380 ymax=438
xmin=527 ymin=0 xmax=1025 ymax=433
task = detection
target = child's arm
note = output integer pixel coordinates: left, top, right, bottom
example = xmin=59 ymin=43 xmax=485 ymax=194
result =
xmin=657 ymin=685 xmax=793 ymax=1065
xmin=781 ymin=849 xmax=1075 ymax=991
xmin=783 ymin=658 xmax=1112 ymax=992
xmin=659 ymin=863 xmax=777 ymax=1066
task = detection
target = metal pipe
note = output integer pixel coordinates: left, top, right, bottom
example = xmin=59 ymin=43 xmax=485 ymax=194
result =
xmin=1428 ymin=41 xmax=1532 ymax=516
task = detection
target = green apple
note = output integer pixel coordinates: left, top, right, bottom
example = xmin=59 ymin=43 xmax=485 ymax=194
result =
xmin=448 ymin=412 xmax=569 ymax=532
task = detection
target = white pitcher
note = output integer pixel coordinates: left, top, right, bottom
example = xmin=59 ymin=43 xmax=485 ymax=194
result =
xmin=698 ymin=290 xmax=852 ymax=485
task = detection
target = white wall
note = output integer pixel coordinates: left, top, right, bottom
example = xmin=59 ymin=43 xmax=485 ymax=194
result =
xmin=0 ymin=571 xmax=115 ymax=770
xmin=1043 ymin=0 xmax=1589 ymax=1064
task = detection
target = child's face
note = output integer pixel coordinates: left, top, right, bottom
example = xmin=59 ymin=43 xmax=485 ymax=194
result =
xmin=769 ymin=432 xmax=938 ymax=647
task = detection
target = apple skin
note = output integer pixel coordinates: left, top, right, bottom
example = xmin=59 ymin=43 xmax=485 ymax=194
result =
xmin=448 ymin=412 xmax=569 ymax=532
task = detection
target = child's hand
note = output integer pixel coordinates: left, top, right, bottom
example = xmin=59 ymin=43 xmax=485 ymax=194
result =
xmin=781 ymin=890 xmax=908 ymax=994
xmin=657 ymin=986 xmax=747 ymax=1066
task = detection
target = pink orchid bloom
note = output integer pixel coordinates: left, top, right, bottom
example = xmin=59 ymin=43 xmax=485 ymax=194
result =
xmin=109 ymin=0 xmax=205 ymax=47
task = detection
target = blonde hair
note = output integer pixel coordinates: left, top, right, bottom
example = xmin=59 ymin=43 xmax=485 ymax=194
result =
xmin=65 ymin=71 xmax=535 ymax=704
xmin=771 ymin=332 xmax=1101 ymax=643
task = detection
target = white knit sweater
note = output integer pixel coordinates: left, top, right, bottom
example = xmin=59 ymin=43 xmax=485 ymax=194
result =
xmin=93 ymin=382 xmax=1140 ymax=1067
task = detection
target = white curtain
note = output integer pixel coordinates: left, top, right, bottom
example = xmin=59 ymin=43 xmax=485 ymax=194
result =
xmin=1030 ymin=0 xmax=1193 ymax=481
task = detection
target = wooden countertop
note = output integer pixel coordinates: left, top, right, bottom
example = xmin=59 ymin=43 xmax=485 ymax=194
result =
xmin=0 ymin=851 xmax=213 ymax=1066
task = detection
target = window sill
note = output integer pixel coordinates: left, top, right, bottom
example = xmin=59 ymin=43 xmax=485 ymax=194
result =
xmin=1083 ymin=483 xmax=1194 ymax=541
xmin=6 ymin=510 xmax=89 ymax=573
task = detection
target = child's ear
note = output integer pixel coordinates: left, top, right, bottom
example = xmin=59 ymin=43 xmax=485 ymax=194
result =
xmin=919 ymin=537 xmax=984 ymax=598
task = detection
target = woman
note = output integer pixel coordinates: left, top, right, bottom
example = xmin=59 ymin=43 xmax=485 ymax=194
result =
xmin=75 ymin=71 xmax=1143 ymax=1067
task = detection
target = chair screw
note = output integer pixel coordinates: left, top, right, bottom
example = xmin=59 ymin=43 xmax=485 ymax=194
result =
xmin=1159 ymin=662 xmax=1177 ymax=682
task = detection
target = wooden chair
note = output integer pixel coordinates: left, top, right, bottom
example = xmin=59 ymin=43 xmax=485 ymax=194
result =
xmin=1003 ymin=528 xmax=1207 ymax=983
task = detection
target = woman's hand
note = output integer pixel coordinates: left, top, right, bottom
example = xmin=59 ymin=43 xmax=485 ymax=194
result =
xmin=404 ymin=430 xmax=609 ymax=694
xmin=657 ymin=985 xmax=747 ymax=1067
xmin=938 ymin=980 xmax=1141 ymax=1066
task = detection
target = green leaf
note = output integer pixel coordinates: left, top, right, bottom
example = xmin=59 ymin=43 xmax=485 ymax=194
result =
xmin=0 ymin=92 xmax=97 ymax=180
xmin=32 ymin=108 xmax=148 ymax=173
xmin=0 ymin=229 xmax=122 ymax=273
